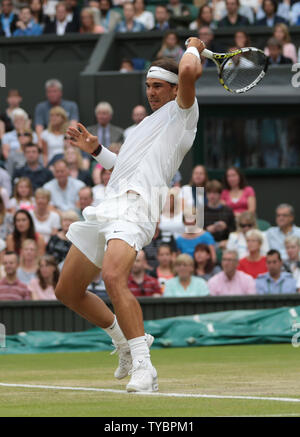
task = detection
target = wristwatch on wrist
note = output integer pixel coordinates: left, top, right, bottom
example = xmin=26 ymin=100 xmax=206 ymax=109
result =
xmin=91 ymin=144 xmax=103 ymax=157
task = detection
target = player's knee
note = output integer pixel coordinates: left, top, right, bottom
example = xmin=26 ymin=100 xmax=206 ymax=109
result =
xmin=102 ymin=269 xmax=127 ymax=295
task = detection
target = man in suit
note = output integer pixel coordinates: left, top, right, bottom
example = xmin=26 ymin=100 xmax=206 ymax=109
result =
xmin=267 ymin=38 xmax=293 ymax=65
xmin=44 ymin=1 xmax=79 ymax=35
xmin=256 ymin=0 xmax=288 ymax=26
xmin=217 ymin=0 xmax=249 ymax=27
xmin=87 ymin=102 xmax=124 ymax=148
xmin=0 ymin=0 xmax=18 ymax=37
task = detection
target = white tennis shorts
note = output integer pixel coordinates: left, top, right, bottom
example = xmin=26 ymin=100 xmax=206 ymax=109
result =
xmin=66 ymin=192 xmax=156 ymax=268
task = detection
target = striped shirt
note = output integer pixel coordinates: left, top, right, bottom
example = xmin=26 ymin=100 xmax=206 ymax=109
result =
xmin=0 ymin=278 xmax=31 ymax=301
xmin=128 ymin=274 xmax=162 ymax=297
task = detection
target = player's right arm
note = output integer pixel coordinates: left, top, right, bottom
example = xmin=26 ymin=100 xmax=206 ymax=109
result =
xmin=67 ymin=123 xmax=116 ymax=171
xmin=176 ymin=38 xmax=205 ymax=110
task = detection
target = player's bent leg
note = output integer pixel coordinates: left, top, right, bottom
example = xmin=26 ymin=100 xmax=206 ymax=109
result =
xmin=102 ymin=239 xmax=158 ymax=392
xmin=55 ymin=245 xmax=114 ymax=329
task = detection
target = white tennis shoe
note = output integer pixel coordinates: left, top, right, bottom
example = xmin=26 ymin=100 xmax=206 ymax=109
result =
xmin=126 ymin=359 xmax=158 ymax=393
xmin=112 ymin=333 xmax=154 ymax=380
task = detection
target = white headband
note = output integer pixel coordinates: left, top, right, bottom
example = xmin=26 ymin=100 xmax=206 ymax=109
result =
xmin=146 ymin=66 xmax=178 ymax=84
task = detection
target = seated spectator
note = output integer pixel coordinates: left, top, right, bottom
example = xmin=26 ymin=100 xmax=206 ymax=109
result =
xmin=284 ymin=235 xmax=300 ymax=289
xmin=221 ymin=166 xmax=256 ymax=217
xmin=264 ymin=23 xmax=297 ymax=64
xmin=119 ymin=58 xmax=135 ymax=73
xmin=208 ymin=249 xmax=256 ymax=295
xmin=227 ymin=211 xmax=269 ymax=259
xmin=217 ymin=0 xmax=250 ymax=27
xmin=166 ymin=0 xmax=191 ymax=28
xmin=291 ymin=0 xmax=300 ymax=25
xmin=6 ymin=209 xmax=45 ymax=256
xmin=17 ymin=239 xmax=38 ymax=284
xmin=98 ymin=0 xmax=121 ymax=32
xmin=77 ymin=186 xmax=93 ymax=220
xmin=160 ymin=187 xmax=184 ymax=239
xmin=164 ymin=253 xmax=209 ymax=297
xmin=182 ymin=165 xmax=208 ymax=211
xmin=266 ymin=37 xmax=293 ymax=65
xmin=204 ymin=179 xmax=236 ymax=247
xmin=255 ymin=0 xmax=287 ymax=26
xmin=115 ymin=2 xmax=146 ymax=32
xmin=148 ymin=244 xmax=174 ymax=293
xmin=87 ymin=272 xmax=108 ymax=299
xmin=41 ymin=106 xmax=69 ymax=167
xmin=256 ymin=249 xmax=297 ymax=294
xmin=30 ymin=0 xmax=47 ymax=28
xmin=34 ymin=79 xmax=79 ymax=145
xmin=0 ymin=0 xmax=18 ymax=37
xmin=64 ymin=146 xmax=93 ymax=186
xmin=233 ymin=29 xmax=251 ymax=49
xmin=124 ymin=105 xmax=147 ymax=139
xmin=13 ymin=143 xmax=53 ymax=191
xmin=198 ymin=27 xmax=223 ymax=68
xmin=1 ymin=108 xmax=36 ymax=161
xmin=152 ymin=5 xmax=170 ymax=31
xmin=44 ymin=1 xmax=79 ymax=34
xmin=267 ymin=204 xmax=300 ymax=261
xmin=189 ymin=4 xmax=217 ymax=30
xmin=28 ymin=254 xmax=59 ymax=300
xmin=0 ymin=196 xmax=13 ymax=240
xmin=92 ymin=167 xmax=111 ymax=206
xmin=0 ymin=89 xmax=22 ymax=137
xmin=128 ymin=250 xmax=162 ymax=297
xmin=46 ymin=209 xmax=79 ymax=265
xmin=0 ymin=252 xmax=31 ymax=301
xmin=31 ymin=188 xmax=60 ymax=243
xmin=79 ymin=7 xmax=105 ymax=33
xmin=134 ymin=0 xmax=154 ymax=30
xmin=238 ymin=230 xmax=268 ymax=278
xmin=156 ymin=30 xmax=184 ymax=64
xmin=43 ymin=159 xmax=85 ymax=212
xmin=65 ymin=0 xmax=81 ymax=30
xmin=10 ymin=177 xmax=35 ymax=214
xmin=13 ymin=6 xmax=43 ymax=36
xmin=144 ymin=223 xmax=177 ymax=270
xmin=5 ymin=129 xmax=34 ymax=178
xmin=87 ymin=102 xmax=124 ymax=149
xmin=194 ymin=243 xmax=221 ymax=281
xmin=176 ymin=214 xmax=216 ymax=262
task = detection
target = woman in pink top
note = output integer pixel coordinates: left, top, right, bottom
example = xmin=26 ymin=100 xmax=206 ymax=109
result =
xmin=221 ymin=167 xmax=256 ymax=217
xmin=264 ymin=23 xmax=297 ymax=64
xmin=28 ymin=255 xmax=59 ymax=300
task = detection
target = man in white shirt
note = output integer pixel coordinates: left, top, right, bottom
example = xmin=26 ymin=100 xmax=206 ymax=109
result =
xmin=54 ymin=38 xmax=204 ymax=393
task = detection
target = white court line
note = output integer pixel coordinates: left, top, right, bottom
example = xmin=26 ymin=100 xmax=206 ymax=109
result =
xmin=1 ymin=383 xmax=300 ymax=404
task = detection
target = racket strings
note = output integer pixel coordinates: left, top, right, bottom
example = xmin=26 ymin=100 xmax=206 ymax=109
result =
xmin=221 ymin=50 xmax=267 ymax=92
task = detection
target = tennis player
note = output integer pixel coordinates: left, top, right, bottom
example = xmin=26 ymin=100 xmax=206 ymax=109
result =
xmin=54 ymin=37 xmax=205 ymax=392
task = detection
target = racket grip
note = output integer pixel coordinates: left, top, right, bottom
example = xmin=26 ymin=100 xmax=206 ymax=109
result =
xmin=184 ymin=39 xmax=214 ymax=60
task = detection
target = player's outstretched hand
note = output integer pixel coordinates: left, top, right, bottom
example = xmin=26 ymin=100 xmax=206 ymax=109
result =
xmin=67 ymin=123 xmax=98 ymax=154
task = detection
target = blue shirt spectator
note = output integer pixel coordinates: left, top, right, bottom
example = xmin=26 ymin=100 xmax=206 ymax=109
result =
xmin=256 ymin=249 xmax=297 ymax=294
xmin=0 ymin=0 xmax=18 ymax=37
xmin=266 ymin=204 xmax=300 ymax=261
xmin=13 ymin=7 xmax=43 ymax=37
xmin=176 ymin=230 xmax=215 ymax=259
xmin=291 ymin=1 xmax=300 ymax=25
xmin=115 ymin=2 xmax=146 ymax=32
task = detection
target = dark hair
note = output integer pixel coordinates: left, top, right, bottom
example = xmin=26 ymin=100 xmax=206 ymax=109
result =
xmin=150 ymin=58 xmax=178 ymax=76
xmin=223 ymin=166 xmax=247 ymax=190
xmin=194 ymin=244 xmax=215 ymax=274
xmin=267 ymin=249 xmax=282 ymax=260
xmin=29 ymin=0 xmax=44 ymax=23
xmin=37 ymin=255 xmax=60 ymax=290
xmin=206 ymin=179 xmax=222 ymax=194
xmin=234 ymin=30 xmax=251 ymax=47
xmin=189 ymin=165 xmax=208 ymax=187
xmin=13 ymin=209 xmax=36 ymax=255
xmin=4 ymin=251 xmax=19 ymax=264
xmin=161 ymin=30 xmax=180 ymax=46
xmin=0 ymin=196 xmax=5 ymax=225
xmin=197 ymin=4 xmax=213 ymax=26
xmin=24 ymin=142 xmax=39 ymax=151
xmin=262 ymin=0 xmax=277 ymax=14
xmin=157 ymin=243 xmax=172 ymax=254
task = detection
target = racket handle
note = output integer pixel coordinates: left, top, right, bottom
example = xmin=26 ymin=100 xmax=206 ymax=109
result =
xmin=184 ymin=39 xmax=214 ymax=60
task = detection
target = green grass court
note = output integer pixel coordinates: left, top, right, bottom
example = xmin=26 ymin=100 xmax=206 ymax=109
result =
xmin=1 ymin=344 xmax=300 ymax=417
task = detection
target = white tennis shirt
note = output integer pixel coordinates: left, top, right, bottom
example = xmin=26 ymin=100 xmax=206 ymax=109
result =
xmin=85 ymin=98 xmax=199 ymax=223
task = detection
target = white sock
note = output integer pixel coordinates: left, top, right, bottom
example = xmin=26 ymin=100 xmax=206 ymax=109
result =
xmin=103 ymin=316 xmax=128 ymax=348
xmin=128 ymin=335 xmax=151 ymax=365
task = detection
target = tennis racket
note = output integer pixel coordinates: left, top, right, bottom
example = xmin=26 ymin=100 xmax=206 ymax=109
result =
xmin=185 ymin=40 xmax=268 ymax=94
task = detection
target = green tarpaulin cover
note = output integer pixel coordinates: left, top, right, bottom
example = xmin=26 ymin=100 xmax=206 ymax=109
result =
xmin=1 ymin=306 xmax=300 ymax=354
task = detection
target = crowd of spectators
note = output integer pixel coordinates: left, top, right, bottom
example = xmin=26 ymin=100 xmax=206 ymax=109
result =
xmin=0 ymin=75 xmax=299 ymax=301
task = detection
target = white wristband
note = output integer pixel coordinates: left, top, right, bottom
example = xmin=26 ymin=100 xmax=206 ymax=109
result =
xmin=185 ymin=46 xmax=200 ymax=60
xmin=93 ymin=146 xmax=117 ymax=170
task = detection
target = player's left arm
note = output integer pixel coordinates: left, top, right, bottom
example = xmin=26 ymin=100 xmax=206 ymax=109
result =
xmin=176 ymin=38 xmax=205 ymax=109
